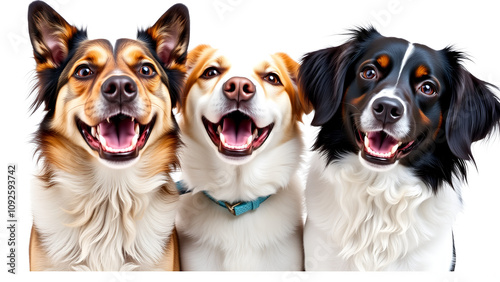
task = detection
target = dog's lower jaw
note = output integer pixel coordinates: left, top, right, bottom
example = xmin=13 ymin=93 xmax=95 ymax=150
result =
xmin=216 ymin=153 xmax=253 ymax=165
xmin=207 ymin=130 xmax=274 ymax=166
xmin=358 ymin=152 xmax=399 ymax=172
xmin=97 ymin=154 xmax=141 ymax=169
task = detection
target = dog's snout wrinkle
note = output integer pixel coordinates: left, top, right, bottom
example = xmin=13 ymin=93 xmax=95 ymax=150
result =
xmin=223 ymin=76 xmax=256 ymax=104
xmin=102 ymin=75 xmax=138 ymax=104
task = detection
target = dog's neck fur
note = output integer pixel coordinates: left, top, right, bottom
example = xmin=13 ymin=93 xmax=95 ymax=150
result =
xmin=179 ymin=130 xmax=304 ymax=203
xmin=177 ymin=132 xmax=305 ymax=270
xmin=306 ymin=152 xmax=461 ymax=270
xmin=32 ymin=159 xmax=178 ymax=271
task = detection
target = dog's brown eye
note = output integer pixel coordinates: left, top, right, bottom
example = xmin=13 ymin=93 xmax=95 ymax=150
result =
xmin=263 ymin=73 xmax=282 ymax=85
xmin=139 ymin=64 xmax=156 ymax=77
xmin=361 ymin=67 xmax=377 ymax=80
xmin=419 ymin=82 xmax=437 ymax=96
xmin=201 ymin=67 xmax=220 ymax=78
xmin=75 ymin=65 xmax=94 ymax=78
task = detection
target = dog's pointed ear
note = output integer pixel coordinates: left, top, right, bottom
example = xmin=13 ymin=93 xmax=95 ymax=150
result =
xmin=140 ymin=4 xmax=190 ymax=68
xmin=444 ymin=49 xmax=500 ymax=161
xmin=298 ymin=27 xmax=381 ymax=126
xmin=28 ymin=1 xmax=84 ymax=69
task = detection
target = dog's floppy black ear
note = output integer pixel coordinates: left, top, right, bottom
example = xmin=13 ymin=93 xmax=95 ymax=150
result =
xmin=299 ymin=45 xmax=350 ymax=126
xmin=299 ymin=27 xmax=381 ymax=126
xmin=139 ymin=4 xmax=190 ymax=68
xmin=28 ymin=1 xmax=85 ymax=68
xmin=444 ymin=49 xmax=500 ymax=161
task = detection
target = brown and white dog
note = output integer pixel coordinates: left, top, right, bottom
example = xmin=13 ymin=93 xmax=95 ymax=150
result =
xmin=175 ymin=45 xmax=305 ymax=270
xmin=28 ymin=1 xmax=189 ymax=270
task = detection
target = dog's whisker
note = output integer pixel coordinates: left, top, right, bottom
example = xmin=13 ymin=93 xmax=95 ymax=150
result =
xmin=49 ymin=103 xmax=86 ymax=124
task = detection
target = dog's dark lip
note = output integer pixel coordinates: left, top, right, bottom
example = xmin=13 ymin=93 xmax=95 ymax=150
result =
xmin=354 ymin=127 xmax=422 ymax=165
xmin=202 ymin=111 xmax=274 ymax=157
xmin=76 ymin=114 xmax=156 ymax=161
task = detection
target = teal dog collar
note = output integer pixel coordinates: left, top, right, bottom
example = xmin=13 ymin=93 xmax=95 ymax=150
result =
xmin=176 ymin=181 xmax=270 ymax=216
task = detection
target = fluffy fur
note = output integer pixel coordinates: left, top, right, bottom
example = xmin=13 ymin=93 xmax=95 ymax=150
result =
xmin=176 ymin=45 xmax=306 ymax=270
xmin=299 ymin=27 xmax=500 ymax=270
xmin=28 ymin=1 xmax=189 ymax=270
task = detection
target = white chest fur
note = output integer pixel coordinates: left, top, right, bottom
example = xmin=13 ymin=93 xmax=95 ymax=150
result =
xmin=304 ymin=152 xmax=462 ymax=270
xmin=176 ymin=136 xmax=305 ymax=270
xmin=31 ymin=163 xmax=178 ymax=271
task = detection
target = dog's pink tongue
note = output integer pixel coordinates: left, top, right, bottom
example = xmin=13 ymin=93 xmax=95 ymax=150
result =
xmin=367 ymin=131 xmax=398 ymax=153
xmin=99 ymin=119 xmax=136 ymax=149
xmin=221 ymin=118 xmax=252 ymax=146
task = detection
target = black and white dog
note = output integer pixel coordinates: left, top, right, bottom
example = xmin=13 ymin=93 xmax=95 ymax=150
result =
xmin=299 ymin=27 xmax=500 ymax=271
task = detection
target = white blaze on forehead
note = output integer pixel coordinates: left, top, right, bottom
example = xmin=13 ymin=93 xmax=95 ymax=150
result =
xmin=359 ymin=43 xmax=414 ymax=139
xmin=396 ymin=43 xmax=414 ymax=85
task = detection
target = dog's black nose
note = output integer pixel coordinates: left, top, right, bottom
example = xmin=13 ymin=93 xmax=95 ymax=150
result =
xmin=101 ymin=76 xmax=137 ymax=103
xmin=223 ymin=77 xmax=256 ymax=102
xmin=372 ymin=97 xmax=404 ymax=124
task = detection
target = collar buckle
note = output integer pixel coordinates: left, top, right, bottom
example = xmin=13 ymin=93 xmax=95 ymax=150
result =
xmin=224 ymin=201 xmax=242 ymax=216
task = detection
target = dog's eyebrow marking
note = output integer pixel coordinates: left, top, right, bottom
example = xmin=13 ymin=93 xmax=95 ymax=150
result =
xmin=377 ymin=55 xmax=390 ymax=68
xmin=396 ymin=43 xmax=414 ymax=85
xmin=415 ymin=65 xmax=429 ymax=78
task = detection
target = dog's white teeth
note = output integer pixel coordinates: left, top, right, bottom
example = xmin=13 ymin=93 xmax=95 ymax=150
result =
xmin=217 ymin=125 xmax=222 ymax=135
xmin=131 ymin=117 xmax=134 ymax=122
xmin=107 ymin=117 xmax=111 ymax=123
xmin=99 ymin=135 xmax=107 ymax=147
xmin=391 ymin=144 xmax=399 ymax=154
xmin=100 ymin=136 xmax=139 ymax=153
xmin=219 ymin=133 xmax=252 ymax=150
xmin=91 ymin=127 xmax=97 ymax=138
xmin=364 ymin=135 xmax=370 ymax=148
xmin=247 ymin=135 xmax=253 ymax=146
xmin=131 ymin=134 xmax=138 ymax=147
xmin=96 ymin=125 xmax=101 ymax=136
xmin=253 ymin=129 xmax=258 ymax=139
xmin=135 ymin=123 xmax=140 ymax=135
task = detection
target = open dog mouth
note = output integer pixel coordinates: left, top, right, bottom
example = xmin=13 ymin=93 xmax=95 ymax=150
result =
xmin=202 ymin=111 xmax=274 ymax=157
xmin=77 ymin=114 xmax=155 ymax=161
xmin=355 ymin=130 xmax=418 ymax=165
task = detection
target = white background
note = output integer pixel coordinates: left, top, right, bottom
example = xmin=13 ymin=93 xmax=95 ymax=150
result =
xmin=1 ymin=0 xmax=499 ymax=281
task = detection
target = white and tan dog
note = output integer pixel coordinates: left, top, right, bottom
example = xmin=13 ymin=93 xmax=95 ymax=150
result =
xmin=176 ymin=45 xmax=306 ymax=270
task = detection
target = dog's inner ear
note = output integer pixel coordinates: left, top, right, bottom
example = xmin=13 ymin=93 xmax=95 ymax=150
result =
xmin=28 ymin=2 xmax=80 ymax=68
xmin=143 ymin=4 xmax=190 ymax=68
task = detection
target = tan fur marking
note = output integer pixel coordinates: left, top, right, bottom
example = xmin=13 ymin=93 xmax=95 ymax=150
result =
xmin=419 ymin=109 xmax=431 ymax=125
xmin=415 ymin=65 xmax=429 ymax=78
xmin=30 ymin=225 xmax=50 ymax=271
xmin=433 ymin=112 xmax=443 ymax=139
xmin=182 ymin=45 xmax=219 ymax=114
xmin=351 ymin=93 xmax=367 ymax=106
xmin=271 ymin=53 xmax=303 ymax=121
xmin=377 ymin=55 xmax=390 ymax=68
